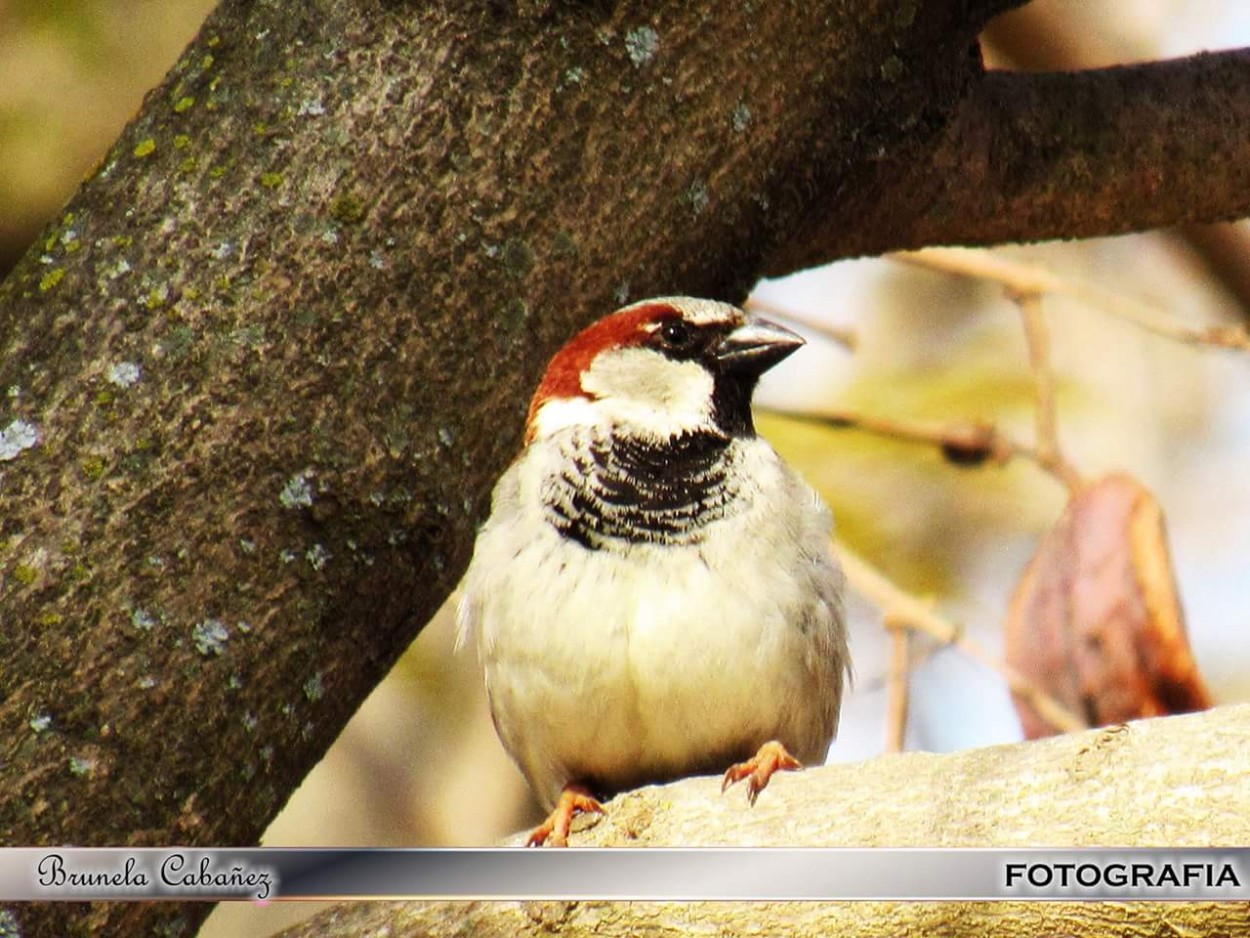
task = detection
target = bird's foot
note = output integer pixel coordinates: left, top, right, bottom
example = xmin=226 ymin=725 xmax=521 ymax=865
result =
xmin=721 ymin=740 xmax=803 ymax=805
xmin=526 ymin=783 xmax=605 ymax=847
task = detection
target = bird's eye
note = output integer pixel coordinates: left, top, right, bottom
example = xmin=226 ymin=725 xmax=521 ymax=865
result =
xmin=657 ymin=319 xmax=697 ymax=351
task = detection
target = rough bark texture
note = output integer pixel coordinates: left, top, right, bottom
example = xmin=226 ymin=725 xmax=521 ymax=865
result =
xmin=983 ymin=3 xmax=1250 ymax=321
xmin=290 ymin=902 xmax=1250 ymax=937
xmin=790 ymin=49 xmax=1250 ymax=264
xmin=1 ymin=0 xmax=1247 ymax=935
xmin=281 ymin=705 xmax=1250 ymax=936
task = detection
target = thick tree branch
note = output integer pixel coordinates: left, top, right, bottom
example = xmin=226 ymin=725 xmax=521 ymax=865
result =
xmin=786 ymin=50 xmax=1250 ymax=264
xmin=287 ymin=901 xmax=1250 ymax=938
xmin=985 ymin=2 xmax=1250 ymax=321
xmin=281 ymin=705 xmax=1250 ymax=936
xmin=929 ymin=51 xmax=1250 ymax=250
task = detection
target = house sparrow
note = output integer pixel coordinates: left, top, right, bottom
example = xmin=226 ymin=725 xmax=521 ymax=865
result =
xmin=457 ymin=297 xmax=848 ymax=846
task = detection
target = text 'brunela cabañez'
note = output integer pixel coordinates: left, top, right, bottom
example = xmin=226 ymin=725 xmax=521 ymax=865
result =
xmin=37 ymin=852 xmax=274 ymax=900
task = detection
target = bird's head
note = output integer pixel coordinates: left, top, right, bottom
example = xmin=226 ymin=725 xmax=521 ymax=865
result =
xmin=525 ymin=297 xmax=804 ymax=444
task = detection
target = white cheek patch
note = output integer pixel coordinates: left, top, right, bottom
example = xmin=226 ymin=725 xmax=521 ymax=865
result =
xmin=530 ymin=397 xmax=603 ymax=441
xmin=579 ymin=347 xmax=716 ymax=436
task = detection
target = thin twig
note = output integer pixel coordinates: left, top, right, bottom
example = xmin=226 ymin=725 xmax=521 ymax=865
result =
xmin=893 ymin=247 xmax=1250 ymax=352
xmin=885 ymin=617 xmax=910 ymax=753
xmin=833 ymin=541 xmax=1088 ymax=735
xmin=764 ymin=406 xmax=1073 ymax=483
xmin=1014 ymin=292 xmax=1083 ymax=491
xmin=744 ymin=296 xmax=858 ymax=352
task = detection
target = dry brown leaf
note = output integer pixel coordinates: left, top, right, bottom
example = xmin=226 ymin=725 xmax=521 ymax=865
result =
xmin=1004 ymin=473 xmax=1211 ymax=739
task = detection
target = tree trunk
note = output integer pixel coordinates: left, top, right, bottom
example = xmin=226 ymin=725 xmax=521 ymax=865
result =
xmin=1 ymin=0 xmax=1246 ymax=934
xmin=280 ymin=705 xmax=1250 ymax=936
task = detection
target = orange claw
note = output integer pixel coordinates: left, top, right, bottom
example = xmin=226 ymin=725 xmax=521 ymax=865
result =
xmin=526 ymin=783 xmax=605 ymax=847
xmin=721 ymin=740 xmax=803 ymax=805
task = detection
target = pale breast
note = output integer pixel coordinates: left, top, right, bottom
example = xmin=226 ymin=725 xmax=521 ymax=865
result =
xmin=460 ymin=430 xmax=847 ymax=808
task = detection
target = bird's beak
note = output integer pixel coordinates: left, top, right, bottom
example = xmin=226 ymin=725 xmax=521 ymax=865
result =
xmin=715 ymin=316 xmax=806 ymax=374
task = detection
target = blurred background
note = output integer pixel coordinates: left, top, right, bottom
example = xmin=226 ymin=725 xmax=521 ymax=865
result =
xmin=2 ymin=1 xmax=1248 ymax=934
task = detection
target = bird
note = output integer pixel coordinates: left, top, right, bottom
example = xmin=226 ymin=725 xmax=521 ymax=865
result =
xmin=457 ymin=296 xmax=848 ymax=846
